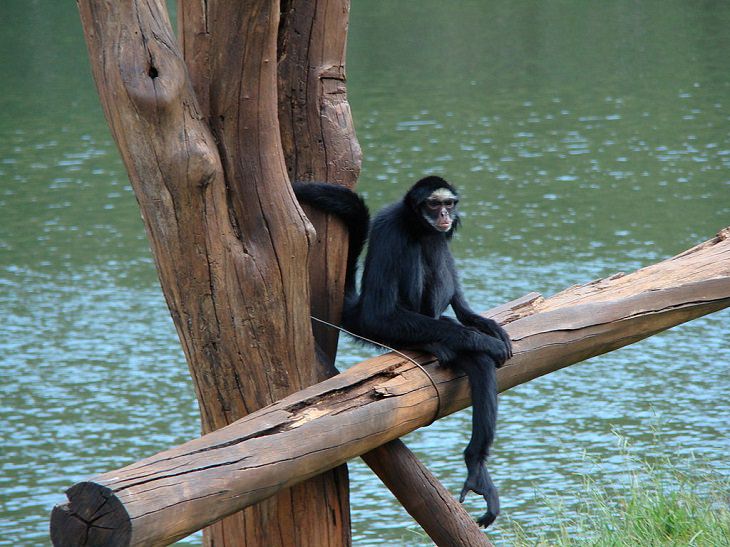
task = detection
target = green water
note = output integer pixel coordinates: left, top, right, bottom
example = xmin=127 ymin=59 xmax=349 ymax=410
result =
xmin=1 ymin=2 xmax=728 ymax=545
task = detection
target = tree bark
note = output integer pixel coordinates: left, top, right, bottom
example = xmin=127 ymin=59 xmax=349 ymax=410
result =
xmin=76 ymin=2 xmax=481 ymax=545
xmin=51 ymin=229 xmax=730 ymax=546
xmin=276 ymin=2 xmax=490 ymax=545
xmin=78 ymin=1 xmax=350 ymax=545
xmin=277 ymin=0 xmax=362 ymax=362
xmin=362 ymin=439 xmax=493 ymax=547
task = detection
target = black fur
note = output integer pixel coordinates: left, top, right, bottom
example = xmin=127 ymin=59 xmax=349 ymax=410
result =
xmin=293 ymin=176 xmax=512 ymax=528
xmin=292 ymin=182 xmax=369 ymax=297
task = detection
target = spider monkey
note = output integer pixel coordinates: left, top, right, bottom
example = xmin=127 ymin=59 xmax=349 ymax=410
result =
xmin=293 ymin=176 xmax=512 ymax=527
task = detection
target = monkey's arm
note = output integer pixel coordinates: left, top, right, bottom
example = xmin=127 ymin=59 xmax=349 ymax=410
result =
xmin=355 ymin=231 xmax=496 ymax=355
xmin=451 ymin=290 xmax=512 ymax=361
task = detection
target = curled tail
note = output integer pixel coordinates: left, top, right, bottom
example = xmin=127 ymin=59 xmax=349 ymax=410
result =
xmin=292 ymin=182 xmax=370 ymax=300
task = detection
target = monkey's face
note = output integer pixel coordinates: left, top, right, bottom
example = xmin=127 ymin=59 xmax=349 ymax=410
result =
xmin=422 ymin=188 xmax=459 ymax=232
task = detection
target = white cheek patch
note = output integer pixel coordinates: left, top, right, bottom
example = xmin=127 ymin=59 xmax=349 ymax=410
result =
xmin=429 ymin=188 xmax=457 ymax=201
xmin=423 ymin=187 xmax=458 ymax=232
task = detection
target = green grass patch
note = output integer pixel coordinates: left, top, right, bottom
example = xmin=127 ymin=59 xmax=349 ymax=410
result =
xmin=502 ymin=433 xmax=730 ymax=546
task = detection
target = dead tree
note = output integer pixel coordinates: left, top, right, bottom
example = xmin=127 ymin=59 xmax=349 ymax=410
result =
xmin=50 ymin=229 xmax=730 ymax=546
xmin=74 ymin=1 xmax=489 ymax=545
xmin=76 ymin=0 xmax=350 ymax=544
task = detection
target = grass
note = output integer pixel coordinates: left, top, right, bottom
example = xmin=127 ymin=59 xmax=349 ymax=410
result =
xmin=501 ymin=432 xmax=730 ymax=546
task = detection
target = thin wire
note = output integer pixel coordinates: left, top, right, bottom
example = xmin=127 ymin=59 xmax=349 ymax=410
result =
xmin=310 ymin=315 xmax=442 ymax=425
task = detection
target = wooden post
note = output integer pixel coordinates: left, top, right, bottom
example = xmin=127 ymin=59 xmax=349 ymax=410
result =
xmin=51 ymin=229 xmax=730 ymax=546
xmin=78 ymin=1 xmax=350 ymax=545
xmin=276 ymin=2 xmax=491 ymax=544
xmin=278 ymin=0 xmax=362 ymax=363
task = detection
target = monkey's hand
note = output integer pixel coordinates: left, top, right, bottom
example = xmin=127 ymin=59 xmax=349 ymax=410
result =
xmin=467 ymin=316 xmax=513 ymax=361
xmin=461 ymin=330 xmax=510 ymax=366
xmin=459 ymin=461 xmax=500 ymax=528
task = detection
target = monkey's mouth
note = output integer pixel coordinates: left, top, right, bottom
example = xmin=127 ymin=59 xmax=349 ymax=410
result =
xmin=436 ymin=220 xmax=452 ymax=231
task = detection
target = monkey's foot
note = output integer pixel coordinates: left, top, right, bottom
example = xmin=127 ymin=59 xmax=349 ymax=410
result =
xmin=459 ymin=465 xmax=500 ymax=528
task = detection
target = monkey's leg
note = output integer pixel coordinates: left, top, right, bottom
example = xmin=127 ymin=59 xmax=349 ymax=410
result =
xmin=457 ymin=352 xmax=500 ymax=528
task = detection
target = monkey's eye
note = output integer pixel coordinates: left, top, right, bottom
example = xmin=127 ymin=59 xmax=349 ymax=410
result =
xmin=426 ymin=199 xmax=457 ymax=210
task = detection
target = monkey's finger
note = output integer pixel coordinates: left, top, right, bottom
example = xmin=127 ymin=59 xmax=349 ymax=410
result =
xmin=500 ymin=332 xmax=513 ymax=358
xmin=459 ymin=485 xmax=470 ymax=503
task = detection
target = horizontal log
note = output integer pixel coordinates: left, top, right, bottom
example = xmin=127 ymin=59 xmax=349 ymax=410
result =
xmin=51 ymin=228 xmax=730 ymax=546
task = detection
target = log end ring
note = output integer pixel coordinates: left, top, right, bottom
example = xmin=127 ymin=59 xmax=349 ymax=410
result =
xmin=50 ymin=482 xmax=131 ymax=547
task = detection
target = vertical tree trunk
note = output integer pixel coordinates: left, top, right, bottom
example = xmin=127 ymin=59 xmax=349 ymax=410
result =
xmin=276 ymin=4 xmax=492 ymax=545
xmin=274 ymin=1 xmax=362 ymax=543
xmin=277 ymin=0 xmax=362 ymax=362
xmin=80 ymin=0 xmax=347 ymax=545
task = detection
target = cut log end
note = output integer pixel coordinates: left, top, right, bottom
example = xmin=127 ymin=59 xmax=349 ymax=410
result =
xmin=50 ymin=482 xmax=131 ymax=547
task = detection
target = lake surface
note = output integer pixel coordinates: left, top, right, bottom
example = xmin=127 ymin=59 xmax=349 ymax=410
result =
xmin=1 ymin=1 xmax=728 ymax=545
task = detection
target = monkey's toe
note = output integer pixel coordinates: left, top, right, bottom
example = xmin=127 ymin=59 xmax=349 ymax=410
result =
xmin=476 ymin=510 xmax=498 ymax=528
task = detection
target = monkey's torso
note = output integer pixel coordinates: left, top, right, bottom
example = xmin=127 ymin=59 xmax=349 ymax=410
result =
xmin=361 ymin=202 xmax=457 ymax=319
